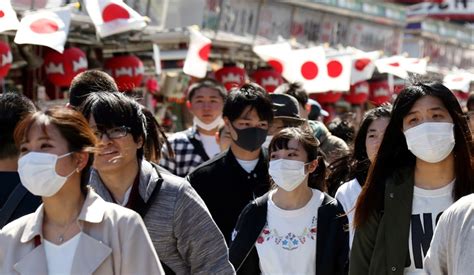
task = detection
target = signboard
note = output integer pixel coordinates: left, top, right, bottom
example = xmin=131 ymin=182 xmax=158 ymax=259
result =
xmin=256 ymin=2 xmax=292 ymax=41
xmin=408 ymin=0 xmax=474 ymax=21
xmin=218 ymin=0 xmax=259 ymax=38
xmin=348 ymin=20 xmax=402 ymax=55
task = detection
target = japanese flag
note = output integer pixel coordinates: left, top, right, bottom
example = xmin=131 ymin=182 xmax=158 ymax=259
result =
xmin=351 ymin=51 xmax=380 ymax=85
xmin=443 ymin=72 xmax=474 ymax=93
xmin=183 ymin=28 xmax=211 ymax=78
xmin=253 ymin=42 xmax=292 ymax=77
xmin=84 ymin=0 xmax=147 ymax=38
xmin=0 ymin=1 xmax=20 ymax=33
xmin=401 ymin=57 xmax=428 ymax=75
xmin=14 ymin=6 xmax=73 ymax=53
xmin=285 ymin=46 xmax=329 ymax=93
xmin=375 ymin=56 xmax=408 ymax=79
xmin=325 ymin=54 xmax=352 ymax=92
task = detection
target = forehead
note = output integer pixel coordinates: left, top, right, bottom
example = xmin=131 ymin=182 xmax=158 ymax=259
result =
xmin=23 ymin=121 xmax=61 ymax=143
xmin=408 ymin=95 xmax=446 ymax=114
xmin=237 ymin=106 xmax=264 ymax=121
xmin=368 ymin=117 xmax=390 ymax=130
xmin=192 ymin=87 xmax=223 ymax=98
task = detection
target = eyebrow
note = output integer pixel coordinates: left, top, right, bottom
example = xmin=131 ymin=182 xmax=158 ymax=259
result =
xmin=406 ymin=107 xmax=446 ymax=117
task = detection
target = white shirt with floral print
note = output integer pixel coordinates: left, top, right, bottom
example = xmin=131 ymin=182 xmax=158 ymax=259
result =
xmin=256 ymin=188 xmax=324 ymax=275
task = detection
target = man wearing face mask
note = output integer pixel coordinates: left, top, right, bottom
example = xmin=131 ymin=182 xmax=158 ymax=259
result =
xmin=0 ymin=93 xmax=41 ymax=228
xmin=160 ymin=79 xmax=227 ymax=177
xmin=187 ymin=83 xmax=274 ymax=243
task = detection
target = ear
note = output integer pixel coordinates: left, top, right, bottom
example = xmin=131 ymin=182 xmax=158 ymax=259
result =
xmin=74 ymin=152 xmax=90 ymax=172
xmin=137 ymin=136 xmax=144 ymax=149
xmin=186 ymin=100 xmax=192 ymax=109
xmin=224 ymin=117 xmax=237 ymax=140
xmin=307 ymin=159 xmax=319 ymax=174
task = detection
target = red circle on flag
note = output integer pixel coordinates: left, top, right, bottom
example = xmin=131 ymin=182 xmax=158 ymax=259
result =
xmin=30 ymin=19 xmax=59 ymax=34
xmin=102 ymin=3 xmax=130 ymax=22
xmin=389 ymin=62 xmax=400 ymax=67
xmin=301 ymin=61 xmax=318 ymax=80
xmin=0 ymin=10 xmax=5 ymax=18
xmin=354 ymin=58 xmax=370 ymax=71
xmin=327 ymin=60 xmax=343 ymax=78
xmin=267 ymin=59 xmax=283 ymax=74
xmin=198 ymin=43 xmax=211 ymax=61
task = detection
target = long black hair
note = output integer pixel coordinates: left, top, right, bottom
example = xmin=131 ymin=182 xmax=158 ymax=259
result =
xmin=354 ymin=81 xmax=474 ymax=228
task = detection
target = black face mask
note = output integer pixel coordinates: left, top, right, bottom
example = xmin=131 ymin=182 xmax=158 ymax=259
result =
xmin=230 ymin=124 xmax=268 ymax=152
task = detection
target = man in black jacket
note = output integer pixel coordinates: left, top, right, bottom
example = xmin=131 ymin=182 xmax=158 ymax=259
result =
xmin=187 ymin=83 xmax=274 ymax=243
xmin=0 ymin=93 xmax=41 ymax=228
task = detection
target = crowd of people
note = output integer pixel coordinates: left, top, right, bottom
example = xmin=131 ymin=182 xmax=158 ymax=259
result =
xmin=0 ymin=69 xmax=473 ymax=275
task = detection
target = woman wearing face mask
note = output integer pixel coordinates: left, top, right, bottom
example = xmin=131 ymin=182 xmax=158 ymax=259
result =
xmin=0 ymin=107 xmax=164 ymax=274
xmin=81 ymin=92 xmax=234 ymax=274
xmin=229 ymin=127 xmax=349 ymax=275
xmin=334 ymin=104 xmax=392 ymax=248
xmin=349 ymin=81 xmax=474 ymax=275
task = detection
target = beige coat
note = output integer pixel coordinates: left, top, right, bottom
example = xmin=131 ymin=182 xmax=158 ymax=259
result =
xmin=0 ymin=189 xmax=164 ymax=275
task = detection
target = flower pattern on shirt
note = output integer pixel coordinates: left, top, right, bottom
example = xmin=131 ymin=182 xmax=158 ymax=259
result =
xmin=257 ymin=216 xmax=317 ymax=250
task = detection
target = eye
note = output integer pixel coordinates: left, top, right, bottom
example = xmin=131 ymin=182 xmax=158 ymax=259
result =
xmin=270 ymin=154 xmax=277 ymax=159
xmin=288 ymin=152 xmax=297 ymax=157
xmin=367 ymin=134 xmax=376 ymax=138
xmin=40 ymin=143 xmax=52 ymax=149
xmin=408 ymin=117 xmax=418 ymax=124
xmin=20 ymin=146 xmax=28 ymax=153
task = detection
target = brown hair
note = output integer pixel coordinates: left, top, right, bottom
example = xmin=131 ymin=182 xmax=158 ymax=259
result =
xmin=14 ymin=107 xmax=97 ymax=194
xmin=269 ymin=126 xmax=327 ymax=191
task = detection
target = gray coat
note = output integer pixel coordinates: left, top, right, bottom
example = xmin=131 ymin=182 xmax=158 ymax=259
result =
xmin=89 ymin=160 xmax=235 ymax=274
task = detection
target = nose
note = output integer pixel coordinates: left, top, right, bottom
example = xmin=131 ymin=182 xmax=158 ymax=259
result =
xmin=98 ymin=133 xmax=112 ymax=144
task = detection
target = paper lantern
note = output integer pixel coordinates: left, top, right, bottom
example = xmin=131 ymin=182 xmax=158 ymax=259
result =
xmin=251 ymin=68 xmax=283 ymax=93
xmin=0 ymin=42 xmax=12 ymax=78
xmin=369 ymin=80 xmax=392 ymax=106
xmin=44 ymin=47 xmax=88 ymax=87
xmin=310 ymin=91 xmax=342 ymax=104
xmin=105 ymin=55 xmax=144 ymax=91
xmin=344 ymin=81 xmax=369 ymax=104
xmin=215 ymin=66 xmax=246 ymax=91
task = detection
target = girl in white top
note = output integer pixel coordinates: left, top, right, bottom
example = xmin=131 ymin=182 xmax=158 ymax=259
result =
xmin=335 ymin=104 xmax=392 ymax=248
xmin=0 ymin=107 xmax=163 ymax=275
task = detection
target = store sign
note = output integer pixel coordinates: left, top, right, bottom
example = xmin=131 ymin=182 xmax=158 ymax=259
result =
xmin=256 ymin=2 xmax=292 ymax=40
xmin=348 ymin=20 xmax=402 ymax=55
xmin=408 ymin=0 xmax=474 ymax=20
xmin=218 ymin=0 xmax=259 ymax=37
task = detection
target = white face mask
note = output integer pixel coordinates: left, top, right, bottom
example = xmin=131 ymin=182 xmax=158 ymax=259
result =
xmin=404 ymin=122 xmax=455 ymax=163
xmin=269 ymin=159 xmax=308 ymax=192
xmin=18 ymin=152 xmax=76 ymax=197
xmin=262 ymin=135 xmax=273 ymax=149
xmin=193 ymin=116 xmax=223 ymax=131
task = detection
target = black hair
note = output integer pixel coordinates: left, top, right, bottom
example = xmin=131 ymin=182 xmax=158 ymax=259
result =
xmin=467 ymin=92 xmax=474 ymax=111
xmin=328 ymin=118 xmax=356 ymax=146
xmin=355 ymin=81 xmax=474 ymax=228
xmin=274 ymin=82 xmax=308 ymax=108
xmin=0 ymin=92 xmax=36 ymax=159
xmin=80 ymin=92 xmax=148 ymax=159
xmin=269 ymin=126 xmax=327 ymax=192
xmin=187 ymin=78 xmax=227 ymax=101
xmin=223 ymin=82 xmax=274 ymax=123
xmin=69 ymin=70 xmax=119 ymax=107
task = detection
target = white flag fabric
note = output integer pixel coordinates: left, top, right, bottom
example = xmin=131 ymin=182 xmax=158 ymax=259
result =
xmin=325 ymin=54 xmax=352 ymax=92
xmin=401 ymin=57 xmax=428 ymax=75
xmin=183 ymin=28 xmax=211 ymax=78
xmin=84 ymin=0 xmax=147 ymax=38
xmin=14 ymin=6 xmax=72 ymax=53
xmin=375 ymin=56 xmax=408 ymax=79
xmin=351 ymin=51 xmax=380 ymax=85
xmin=443 ymin=72 xmax=474 ymax=93
xmin=285 ymin=47 xmax=329 ymax=93
xmin=253 ymin=43 xmax=292 ymax=77
xmin=0 ymin=1 xmax=20 ymax=33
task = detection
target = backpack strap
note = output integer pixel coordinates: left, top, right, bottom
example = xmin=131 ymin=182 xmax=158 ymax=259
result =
xmin=185 ymin=129 xmax=210 ymax=162
xmin=0 ymin=184 xmax=28 ymax=228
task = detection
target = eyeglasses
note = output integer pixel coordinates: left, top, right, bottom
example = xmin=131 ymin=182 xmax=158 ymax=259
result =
xmin=94 ymin=126 xmax=131 ymax=140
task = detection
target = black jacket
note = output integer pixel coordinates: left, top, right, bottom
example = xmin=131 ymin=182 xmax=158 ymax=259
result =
xmin=187 ymin=148 xmax=270 ymax=243
xmin=229 ymin=191 xmax=349 ymax=275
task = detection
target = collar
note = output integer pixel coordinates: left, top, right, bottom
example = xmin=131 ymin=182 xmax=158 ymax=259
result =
xmin=20 ymin=189 xmax=107 ymax=244
xmin=188 ymin=126 xmax=202 ymax=141
xmin=225 ymin=148 xmax=269 ymax=176
xmin=89 ymin=159 xmax=159 ymax=204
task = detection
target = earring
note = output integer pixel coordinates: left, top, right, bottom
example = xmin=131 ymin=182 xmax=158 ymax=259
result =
xmin=76 ymin=168 xmax=80 ymax=173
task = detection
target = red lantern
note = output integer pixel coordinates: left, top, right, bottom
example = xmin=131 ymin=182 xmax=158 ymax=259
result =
xmin=105 ymin=55 xmax=144 ymax=91
xmin=310 ymin=91 xmax=342 ymax=104
xmin=215 ymin=66 xmax=246 ymax=91
xmin=0 ymin=42 xmax=12 ymax=79
xmin=44 ymin=47 xmax=88 ymax=87
xmin=344 ymin=81 xmax=369 ymax=104
xmin=369 ymin=80 xmax=392 ymax=106
xmin=251 ymin=68 xmax=283 ymax=93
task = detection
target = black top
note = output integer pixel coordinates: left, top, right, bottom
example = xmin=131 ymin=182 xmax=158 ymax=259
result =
xmin=0 ymin=172 xmax=42 ymax=227
xmin=187 ymin=148 xmax=271 ymax=243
